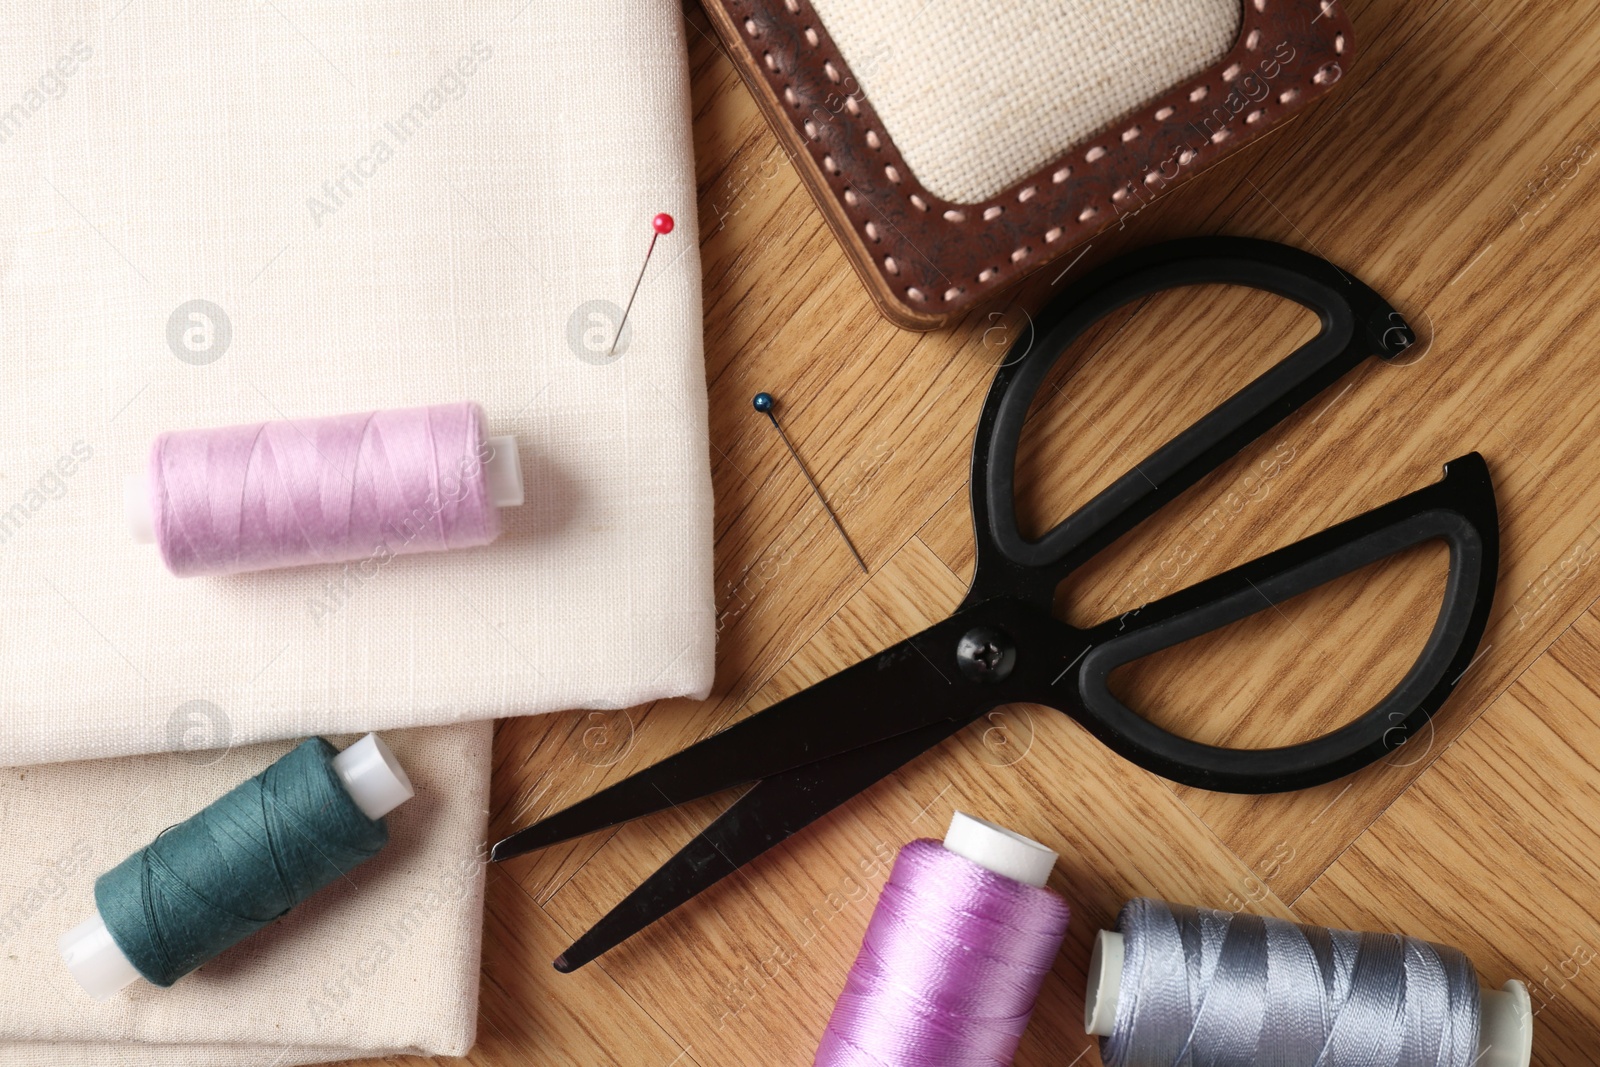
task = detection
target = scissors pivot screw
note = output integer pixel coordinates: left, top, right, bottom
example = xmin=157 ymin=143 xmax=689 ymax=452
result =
xmin=955 ymin=627 xmax=1016 ymax=683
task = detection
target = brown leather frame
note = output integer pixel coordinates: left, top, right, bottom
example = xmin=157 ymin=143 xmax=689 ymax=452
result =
xmin=701 ymin=0 xmax=1357 ymax=329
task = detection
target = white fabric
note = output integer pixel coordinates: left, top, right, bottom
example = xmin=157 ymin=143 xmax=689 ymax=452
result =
xmin=0 ymin=724 xmax=491 ymax=1065
xmin=808 ymin=0 xmax=1241 ymax=204
xmin=0 ymin=0 xmax=715 ymax=768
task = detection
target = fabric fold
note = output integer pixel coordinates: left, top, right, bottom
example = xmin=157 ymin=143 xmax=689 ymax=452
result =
xmin=0 ymin=0 xmax=715 ymax=768
xmin=0 ymin=724 xmax=491 ymax=1065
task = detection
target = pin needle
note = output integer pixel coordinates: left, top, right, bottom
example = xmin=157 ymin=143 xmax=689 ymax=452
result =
xmin=753 ymin=392 xmax=869 ymax=575
xmin=609 ymin=213 xmax=675 ymax=359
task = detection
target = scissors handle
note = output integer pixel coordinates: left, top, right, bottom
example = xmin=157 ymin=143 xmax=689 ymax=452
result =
xmin=967 ymin=236 xmax=1413 ymax=607
xmin=1063 ymin=452 xmax=1497 ymax=792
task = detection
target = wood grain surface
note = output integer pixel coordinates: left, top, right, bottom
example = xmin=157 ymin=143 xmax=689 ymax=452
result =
xmin=381 ymin=0 xmax=1600 ymax=1062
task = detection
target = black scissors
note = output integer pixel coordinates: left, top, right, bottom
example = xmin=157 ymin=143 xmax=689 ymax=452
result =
xmin=493 ymin=237 xmax=1498 ymax=971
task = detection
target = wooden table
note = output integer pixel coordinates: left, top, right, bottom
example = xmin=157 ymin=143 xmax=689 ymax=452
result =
xmin=410 ymin=1 xmax=1600 ymax=1062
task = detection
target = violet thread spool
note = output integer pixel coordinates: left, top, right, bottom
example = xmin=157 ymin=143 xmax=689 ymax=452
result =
xmin=125 ymin=402 xmax=524 ymax=577
xmin=814 ymin=812 xmax=1072 ymax=1067
xmin=1085 ymin=898 xmax=1534 ymax=1067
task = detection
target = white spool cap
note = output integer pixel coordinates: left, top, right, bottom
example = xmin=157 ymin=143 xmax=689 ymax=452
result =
xmin=125 ymin=434 xmax=524 ymax=544
xmin=1478 ymin=980 xmax=1534 ymax=1067
xmin=1085 ymin=929 xmax=1124 ymax=1037
xmin=483 ymin=435 xmax=523 ymax=508
xmin=942 ymin=812 xmax=1057 ymax=888
xmin=332 ymin=732 xmax=414 ymax=820
xmin=60 ymin=731 xmax=412 ymax=999
xmin=1084 ymin=928 xmax=1535 ymax=1064
xmin=125 ymin=473 xmax=155 ymax=545
xmin=59 ymin=913 xmax=141 ymax=1002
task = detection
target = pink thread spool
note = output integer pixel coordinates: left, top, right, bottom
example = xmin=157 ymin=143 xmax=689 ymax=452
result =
xmin=815 ymin=812 xmax=1070 ymax=1067
xmin=126 ymin=402 xmax=523 ymax=577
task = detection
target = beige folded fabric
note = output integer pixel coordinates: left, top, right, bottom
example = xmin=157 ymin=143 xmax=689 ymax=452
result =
xmin=0 ymin=724 xmax=490 ymax=1066
xmin=0 ymin=0 xmax=713 ymax=768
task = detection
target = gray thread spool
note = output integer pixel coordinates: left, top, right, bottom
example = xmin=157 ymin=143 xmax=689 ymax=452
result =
xmin=1084 ymin=898 xmax=1533 ymax=1067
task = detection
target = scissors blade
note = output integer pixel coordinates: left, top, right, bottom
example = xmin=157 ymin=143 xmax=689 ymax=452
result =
xmin=551 ymin=713 xmax=972 ymax=971
xmin=491 ymin=616 xmax=975 ymax=863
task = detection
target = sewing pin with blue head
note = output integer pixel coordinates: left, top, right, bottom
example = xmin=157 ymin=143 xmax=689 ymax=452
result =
xmin=753 ymin=391 xmax=868 ymax=575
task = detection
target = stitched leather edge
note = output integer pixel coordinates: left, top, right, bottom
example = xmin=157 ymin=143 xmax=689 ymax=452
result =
xmin=703 ymin=0 xmax=1357 ymax=329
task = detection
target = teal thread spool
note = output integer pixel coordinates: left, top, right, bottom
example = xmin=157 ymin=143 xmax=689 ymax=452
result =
xmin=59 ymin=732 xmax=413 ymax=1000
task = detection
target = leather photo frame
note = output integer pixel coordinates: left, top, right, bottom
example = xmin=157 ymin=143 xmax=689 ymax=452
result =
xmin=702 ymin=0 xmax=1357 ymax=329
